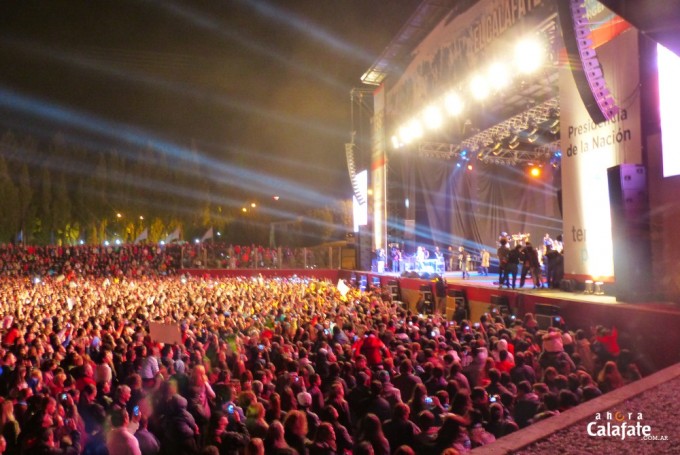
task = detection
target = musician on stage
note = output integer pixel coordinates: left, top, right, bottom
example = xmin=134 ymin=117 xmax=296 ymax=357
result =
xmin=434 ymin=246 xmax=444 ymax=272
xmin=458 ymin=246 xmax=470 ymax=279
xmin=390 ymin=246 xmax=402 ymax=273
xmin=416 ymin=246 xmax=428 ymax=271
xmin=480 ymin=249 xmax=490 ymax=276
xmin=447 ymin=246 xmax=456 ymax=271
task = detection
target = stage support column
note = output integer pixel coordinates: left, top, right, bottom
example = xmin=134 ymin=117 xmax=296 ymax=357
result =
xmin=372 ymin=87 xmax=387 ymax=255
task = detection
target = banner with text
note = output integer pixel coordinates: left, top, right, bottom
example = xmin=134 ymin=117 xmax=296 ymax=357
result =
xmin=560 ymin=28 xmax=641 ymax=280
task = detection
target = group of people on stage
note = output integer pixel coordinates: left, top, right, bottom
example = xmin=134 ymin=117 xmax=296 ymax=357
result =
xmin=496 ymin=232 xmax=564 ymax=289
xmin=382 ymin=232 xmax=563 ymax=286
xmin=384 ymin=244 xmax=486 ymax=277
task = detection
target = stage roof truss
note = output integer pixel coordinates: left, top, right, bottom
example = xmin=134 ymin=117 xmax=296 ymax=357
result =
xmin=418 ymin=97 xmax=560 ymax=166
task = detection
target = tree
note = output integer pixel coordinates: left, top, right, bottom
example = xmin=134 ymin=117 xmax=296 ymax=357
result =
xmin=52 ymin=173 xmax=72 ymax=244
xmin=17 ymin=164 xmax=34 ymax=242
xmin=0 ymin=156 xmax=20 ymax=242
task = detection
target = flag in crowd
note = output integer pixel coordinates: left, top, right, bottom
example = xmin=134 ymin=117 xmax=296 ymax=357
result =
xmin=201 ymin=226 xmax=214 ymax=242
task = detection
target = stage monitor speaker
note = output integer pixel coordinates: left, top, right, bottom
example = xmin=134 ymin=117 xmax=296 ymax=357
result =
xmin=387 ymin=280 xmax=400 ymax=300
xmin=488 ymin=295 xmax=510 ymax=318
xmin=491 ymin=295 xmax=509 ymax=307
xmin=536 ymin=314 xmax=563 ymax=331
xmin=560 ymin=279 xmax=576 ymax=292
xmin=417 ymin=284 xmax=434 ymax=314
xmin=607 ymin=164 xmax=652 ymax=300
xmin=447 ymin=289 xmax=465 ymax=298
xmin=536 ymin=303 xmax=560 ymax=316
xmin=535 ymin=303 xmax=561 ymax=330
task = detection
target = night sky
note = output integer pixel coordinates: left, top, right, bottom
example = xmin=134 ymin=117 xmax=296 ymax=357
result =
xmin=0 ymin=0 xmax=421 ymax=211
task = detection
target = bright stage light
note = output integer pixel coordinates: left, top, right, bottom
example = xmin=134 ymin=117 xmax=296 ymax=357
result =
xmin=399 ymin=120 xmax=422 ymax=144
xmin=514 ymin=37 xmax=545 ymax=74
xmin=529 ymin=166 xmax=541 ymax=177
xmin=391 ymin=135 xmax=401 ymax=149
xmin=400 ymin=119 xmax=423 ymax=143
xmin=422 ymin=105 xmax=443 ymax=129
xmin=467 ymin=164 xmax=473 ymax=171
xmin=470 ymin=74 xmax=490 ymax=100
xmin=487 ymin=62 xmax=511 ymax=90
xmin=444 ymin=91 xmax=464 ymax=116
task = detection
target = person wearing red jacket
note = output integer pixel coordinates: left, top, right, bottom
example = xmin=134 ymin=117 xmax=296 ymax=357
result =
xmin=596 ymin=326 xmax=620 ymax=357
xmin=352 ymin=331 xmax=391 ymax=368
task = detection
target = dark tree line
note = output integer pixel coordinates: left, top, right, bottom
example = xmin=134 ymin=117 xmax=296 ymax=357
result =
xmin=0 ymin=130 xmax=211 ymax=244
xmin=0 ymin=130 xmax=351 ymax=246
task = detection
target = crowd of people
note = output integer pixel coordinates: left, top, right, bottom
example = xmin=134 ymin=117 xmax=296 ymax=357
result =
xmin=0 ymin=243 xmax=330 ymax=280
xmin=0 ymin=243 xmax=640 ymax=455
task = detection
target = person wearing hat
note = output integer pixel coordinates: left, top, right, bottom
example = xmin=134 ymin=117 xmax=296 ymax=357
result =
xmin=297 ymin=392 xmax=320 ymax=439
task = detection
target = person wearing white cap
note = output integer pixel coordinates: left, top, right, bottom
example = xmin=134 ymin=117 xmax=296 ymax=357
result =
xmin=297 ymin=392 xmax=320 ymax=439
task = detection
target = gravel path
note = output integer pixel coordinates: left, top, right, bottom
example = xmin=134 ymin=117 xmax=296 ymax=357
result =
xmin=513 ymin=376 xmax=680 ymax=454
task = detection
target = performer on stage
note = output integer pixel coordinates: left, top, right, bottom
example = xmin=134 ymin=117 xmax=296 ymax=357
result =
xmin=480 ymin=249 xmax=490 ymax=276
xmin=390 ymin=246 xmax=402 ymax=273
xmin=458 ymin=246 xmax=470 ymax=279
xmin=416 ymin=246 xmax=427 ymax=271
xmin=497 ymin=237 xmax=510 ymax=288
xmin=433 ymin=246 xmax=444 ymax=272
xmin=447 ymin=246 xmax=456 ymax=271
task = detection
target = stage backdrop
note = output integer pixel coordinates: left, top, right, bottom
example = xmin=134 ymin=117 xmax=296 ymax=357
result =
xmin=403 ymin=155 xmax=561 ymax=252
xmin=560 ymin=27 xmax=642 ymax=282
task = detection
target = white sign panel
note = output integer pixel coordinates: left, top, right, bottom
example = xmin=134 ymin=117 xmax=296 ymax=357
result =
xmin=560 ymin=29 xmax=641 ymax=281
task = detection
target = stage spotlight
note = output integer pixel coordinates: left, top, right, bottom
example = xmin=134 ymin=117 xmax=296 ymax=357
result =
xmin=444 ymin=91 xmax=464 ymax=116
xmin=470 ymin=74 xmax=490 ymax=100
xmin=491 ymin=136 xmax=502 ymax=155
xmin=467 ymin=164 xmax=473 ymax=171
xmin=530 ymin=166 xmax=541 ymax=177
xmin=487 ymin=62 xmax=511 ymax=90
xmin=399 ymin=119 xmax=423 ymax=144
xmin=391 ymin=135 xmax=401 ymax=149
xmin=422 ymin=105 xmax=443 ymax=129
xmin=514 ymin=37 xmax=545 ymax=73
xmin=398 ymin=126 xmax=410 ymax=143
xmin=524 ymin=118 xmax=538 ymax=136
xmin=407 ymin=119 xmax=423 ymax=140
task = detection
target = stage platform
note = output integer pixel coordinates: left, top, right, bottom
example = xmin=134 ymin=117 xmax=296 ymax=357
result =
xmin=182 ymin=267 xmax=680 ymax=374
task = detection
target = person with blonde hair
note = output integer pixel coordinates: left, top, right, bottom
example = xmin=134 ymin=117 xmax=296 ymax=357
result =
xmin=245 ymin=401 xmax=269 ymax=439
xmin=597 ymin=361 xmax=625 ymax=393
xmin=189 ymin=364 xmax=216 ymax=445
xmin=0 ymin=399 xmax=19 ymax=454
